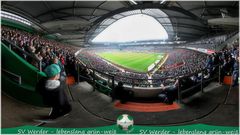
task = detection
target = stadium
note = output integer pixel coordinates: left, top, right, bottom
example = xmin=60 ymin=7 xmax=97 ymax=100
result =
xmin=1 ymin=0 xmax=239 ymax=132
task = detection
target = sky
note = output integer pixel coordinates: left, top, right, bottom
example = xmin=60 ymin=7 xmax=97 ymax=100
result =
xmin=92 ymin=14 xmax=168 ymax=43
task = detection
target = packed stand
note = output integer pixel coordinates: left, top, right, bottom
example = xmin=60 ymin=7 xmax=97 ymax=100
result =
xmin=184 ymin=34 xmax=229 ymax=50
xmin=1 ymin=26 xmax=80 ymax=79
xmin=172 ymin=46 xmax=239 ymax=91
xmin=113 ymin=72 xmax=149 ymax=87
xmin=152 ymin=49 xmax=208 ymax=86
xmin=78 ymin=49 xmax=120 ymax=73
xmin=77 ymin=47 xmax=209 ymax=87
xmin=78 ymin=48 xmax=150 ymax=87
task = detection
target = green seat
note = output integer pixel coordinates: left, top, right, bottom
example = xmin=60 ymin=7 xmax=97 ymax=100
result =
xmin=2 ymin=43 xmax=46 ymax=106
xmin=95 ymin=80 xmax=112 ymax=95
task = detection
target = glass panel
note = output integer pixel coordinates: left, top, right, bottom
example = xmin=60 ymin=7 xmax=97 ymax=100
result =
xmin=112 ymin=14 xmax=124 ymax=19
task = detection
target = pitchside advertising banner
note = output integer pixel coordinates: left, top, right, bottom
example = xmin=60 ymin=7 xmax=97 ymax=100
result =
xmin=1 ymin=114 xmax=239 ymax=134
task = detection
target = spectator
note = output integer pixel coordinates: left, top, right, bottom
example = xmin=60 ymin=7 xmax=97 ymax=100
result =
xmin=232 ymin=57 xmax=239 ymax=87
xmin=206 ymin=55 xmax=213 ymax=72
xmin=36 ymin=64 xmax=72 ymax=119
xmin=113 ymin=82 xmax=134 ymax=103
xmin=51 ymin=56 xmax=66 ymax=81
xmin=158 ymin=79 xmax=178 ymax=104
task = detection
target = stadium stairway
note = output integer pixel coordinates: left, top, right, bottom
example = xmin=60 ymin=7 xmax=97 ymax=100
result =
xmin=1 ymin=76 xmax=78 ymax=128
xmin=191 ymin=85 xmax=239 ymax=126
xmin=40 ymin=81 xmax=238 ymax=127
xmin=1 ymin=93 xmax=51 ymax=128
xmin=2 ymin=79 xmax=238 ymax=128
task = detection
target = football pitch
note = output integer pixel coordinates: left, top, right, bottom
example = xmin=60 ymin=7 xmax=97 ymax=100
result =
xmin=97 ymin=51 xmax=165 ymax=72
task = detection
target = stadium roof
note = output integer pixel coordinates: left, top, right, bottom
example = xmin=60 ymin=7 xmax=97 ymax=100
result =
xmin=91 ymin=14 xmax=169 ymax=43
xmin=90 ymin=9 xmax=171 ymax=43
xmin=1 ymin=1 xmax=239 ymax=46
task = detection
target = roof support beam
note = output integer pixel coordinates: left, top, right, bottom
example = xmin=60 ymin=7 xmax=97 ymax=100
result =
xmin=36 ymin=7 xmax=111 ymax=18
xmin=43 ymin=1 xmax=55 ymax=19
xmin=1 ymin=4 xmax=49 ymax=33
xmin=161 ymin=23 xmax=207 ymax=31
xmin=189 ymin=6 xmax=238 ymax=11
xmin=157 ymin=16 xmax=206 ymax=22
xmin=48 ymin=29 xmax=88 ymax=34
xmin=54 ymin=12 xmax=91 ymax=22
xmin=90 ymin=1 xmax=106 ymax=19
xmin=200 ymin=1 xmax=207 ymax=18
xmin=55 ymin=11 xmax=99 ymax=18
xmin=120 ymin=1 xmax=131 ymax=7
xmin=232 ymin=1 xmax=238 ymax=7
xmin=73 ymin=1 xmax=77 ymax=16
xmin=93 ymin=4 xmax=207 ymax=26
xmin=167 ymin=32 xmax=203 ymax=36
xmin=175 ymin=1 xmax=183 ymax=9
xmin=204 ymin=1 xmax=207 ymax=7
xmin=163 ymin=1 xmax=171 ymax=7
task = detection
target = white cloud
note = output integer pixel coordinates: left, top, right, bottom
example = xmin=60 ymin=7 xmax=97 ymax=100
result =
xmin=92 ymin=14 xmax=168 ymax=43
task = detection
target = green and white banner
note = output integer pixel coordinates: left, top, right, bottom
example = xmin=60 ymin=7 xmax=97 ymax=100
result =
xmin=1 ymin=124 xmax=239 ymax=134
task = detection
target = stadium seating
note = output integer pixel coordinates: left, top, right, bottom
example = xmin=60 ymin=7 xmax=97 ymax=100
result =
xmin=1 ymin=26 xmax=80 ymax=105
xmin=2 ymin=25 xmax=239 ymax=100
xmin=1 ymin=26 xmax=78 ymax=71
xmin=78 ymin=47 xmax=209 ymax=87
xmin=2 ymin=42 xmax=46 ymax=106
xmin=182 ymin=32 xmax=238 ymax=50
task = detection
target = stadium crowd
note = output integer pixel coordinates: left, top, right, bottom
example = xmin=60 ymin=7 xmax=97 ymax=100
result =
xmin=154 ymin=43 xmax=239 ymax=104
xmin=2 ymin=17 xmax=239 ymax=113
xmin=78 ymin=47 xmax=210 ymax=87
xmin=152 ymin=49 xmax=208 ymax=86
xmin=113 ymin=72 xmax=149 ymax=87
xmin=1 ymin=26 xmax=83 ymax=118
xmin=78 ymin=50 xmax=120 ymax=73
xmin=2 ymin=25 xmax=239 ymax=89
xmin=1 ymin=26 xmax=80 ymax=78
xmin=184 ymin=31 xmax=238 ymax=50
xmin=78 ymin=48 xmax=150 ymax=86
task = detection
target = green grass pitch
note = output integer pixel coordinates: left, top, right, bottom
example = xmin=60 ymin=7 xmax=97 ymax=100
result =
xmin=97 ymin=51 xmax=165 ymax=72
